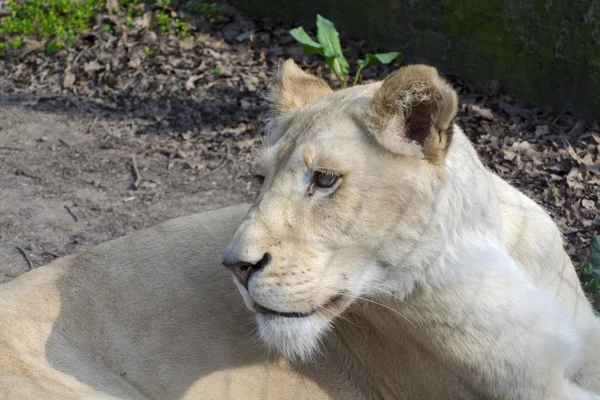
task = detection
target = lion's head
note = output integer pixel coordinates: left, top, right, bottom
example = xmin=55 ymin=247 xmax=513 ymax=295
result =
xmin=222 ymin=60 xmax=459 ymax=360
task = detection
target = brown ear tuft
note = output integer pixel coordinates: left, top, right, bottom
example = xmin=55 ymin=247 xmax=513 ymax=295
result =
xmin=370 ymin=64 xmax=458 ymax=163
xmin=270 ymin=59 xmax=333 ymax=116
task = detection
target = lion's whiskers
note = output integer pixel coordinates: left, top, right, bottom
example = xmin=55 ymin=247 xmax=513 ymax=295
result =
xmin=314 ymin=284 xmax=417 ymax=329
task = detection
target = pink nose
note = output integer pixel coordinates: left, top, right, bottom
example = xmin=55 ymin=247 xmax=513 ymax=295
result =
xmin=222 ymin=253 xmax=271 ymax=288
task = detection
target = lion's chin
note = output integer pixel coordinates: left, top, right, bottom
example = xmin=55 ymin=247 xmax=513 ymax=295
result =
xmin=256 ymin=312 xmax=334 ymax=361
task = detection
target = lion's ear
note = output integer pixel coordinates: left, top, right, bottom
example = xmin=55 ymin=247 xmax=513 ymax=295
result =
xmin=269 ymin=59 xmax=333 ymax=116
xmin=370 ymin=65 xmax=458 ymax=164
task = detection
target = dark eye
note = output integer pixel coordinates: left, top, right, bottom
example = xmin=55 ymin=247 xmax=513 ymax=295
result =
xmin=252 ymin=174 xmax=265 ymax=186
xmin=312 ymin=170 xmax=339 ymax=189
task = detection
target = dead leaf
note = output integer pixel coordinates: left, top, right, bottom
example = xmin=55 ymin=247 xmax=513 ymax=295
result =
xmin=565 ymin=142 xmax=582 ymax=163
xmin=185 ymin=76 xmax=197 ymax=91
xmin=106 ymin=0 xmax=120 ymax=14
xmin=566 ymin=168 xmax=585 ymax=189
xmin=142 ymin=31 xmax=157 ymax=45
xmin=179 ymin=36 xmax=195 ymax=51
xmin=84 ymin=60 xmax=104 ymax=74
xmin=511 ymin=141 xmax=532 ymax=151
xmin=133 ymin=12 xmax=152 ymax=29
xmin=20 ymin=40 xmax=44 ymax=57
xmin=582 ymin=199 xmax=596 ymax=210
xmin=63 ymin=72 xmax=76 ymax=88
xmin=468 ymin=104 xmax=493 ymax=120
xmin=502 ymin=149 xmax=516 ymax=161
xmin=244 ymin=78 xmax=257 ymax=92
xmin=128 ymin=56 xmax=141 ymax=69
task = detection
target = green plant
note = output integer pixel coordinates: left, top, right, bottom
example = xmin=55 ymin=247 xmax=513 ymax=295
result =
xmin=354 ymin=52 xmax=403 ymax=86
xmin=290 ymin=14 xmax=403 ymax=87
xmin=0 ymin=0 xmax=103 ymax=54
xmin=209 ymin=66 xmax=221 ymax=75
xmin=0 ymin=42 xmax=6 ymax=58
xmin=153 ymin=0 xmax=191 ymax=38
xmin=186 ymin=0 xmax=221 ymax=23
xmin=144 ymin=45 xmax=154 ymax=55
xmin=46 ymin=40 xmax=64 ymax=54
xmin=102 ymin=24 xmax=114 ymax=35
xmin=119 ymin=0 xmax=141 ymax=20
xmin=155 ymin=9 xmax=170 ymax=34
xmin=174 ymin=18 xmax=189 ymax=38
xmin=9 ymin=36 xmax=22 ymax=50
xmin=582 ymin=236 xmax=600 ymax=299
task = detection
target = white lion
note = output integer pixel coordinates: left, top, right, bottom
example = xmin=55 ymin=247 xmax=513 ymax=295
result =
xmin=0 ymin=60 xmax=598 ymax=400
xmin=222 ymin=60 xmax=600 ymax=398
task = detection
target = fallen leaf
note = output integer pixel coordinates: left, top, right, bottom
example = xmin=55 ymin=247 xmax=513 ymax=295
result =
xmin=565 ymin=142 xmax=582 ymax=163
xmin=128 ymin=56 xmax=141 ymax=69
xmin=20 ymin=40 xmax=44 ymax=57
xmin=134 ymin=12 xmax=153 ymax=30
xmin=468 ymin=104 xmax=493 ymax=120
xmin=142 ymin=31 xmax=157 ymax=45
xmin=63 ymin=72 xmax=76 ymax=88
xmin=179 ymin=36 xmax=195 ymax=51
xmin=106 ymin=0 xmax=120 ymax=14
xmin=185 ymin=76 xmax=197 ymax=91
xmin=582 ymin=199 xmax=596 ymax=210
xmin=84 ymin=60 xmax=104 ymax=74
xmin=566 ymin=168 xmax=585 ymax=189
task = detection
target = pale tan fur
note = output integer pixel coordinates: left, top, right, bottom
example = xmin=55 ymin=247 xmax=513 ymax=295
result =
xmin=0 ymin=61 xmax=599 ymax=399
xmin=269 ymin=59 xmax=333 ymax=117
xmin=370 ymin=64 xmax=458 ymax=163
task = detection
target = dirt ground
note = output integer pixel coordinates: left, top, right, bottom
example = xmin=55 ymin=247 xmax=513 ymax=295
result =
xmin=0 ymin=103 xmax=255 ymax=282
xmin=0 ymin=3 xmax=599 ymax=288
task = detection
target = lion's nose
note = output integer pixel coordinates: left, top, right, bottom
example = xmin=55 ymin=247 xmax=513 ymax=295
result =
xmin=222 ymin=253 xmax=271 ymax=289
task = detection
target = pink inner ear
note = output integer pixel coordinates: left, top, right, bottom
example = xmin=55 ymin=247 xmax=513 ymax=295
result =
xmin=405 ymin=101 xmax=435 ymax=145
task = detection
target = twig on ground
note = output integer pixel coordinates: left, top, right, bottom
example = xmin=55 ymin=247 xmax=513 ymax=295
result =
xmin=208 ymin=141 xmax=231 ymax=171
xmin=15 ymin=169 xmax=42 ymax=181
xmin=87 ymin=114 xmax=99 ymax=134
xmin=64 ymin=205 xmax=79 ymax=222
xmin=16 ymin=246 xmax=33 ymax=271
xmin=42 ymin=251 xmax=59 ymax=259
xmin=131 ymin=155 xmax=142 ymax=189
xmin=58 ymin=138 xmax=71 ymax=147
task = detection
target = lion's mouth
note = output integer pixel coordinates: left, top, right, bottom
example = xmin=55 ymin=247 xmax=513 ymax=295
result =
xmin=255 ymin=294 xmax=344 ymax=318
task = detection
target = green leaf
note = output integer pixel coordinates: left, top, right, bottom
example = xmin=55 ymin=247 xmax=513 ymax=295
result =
xmin=583 ymin=277 xmax=599 ymax=294
xmin=289 ymin=27 xmax=323 ymax=56
xmin=357 ymin=52 xmax=403 ymax=68
xmin=583 ymin=262 xmax=594 ymax=278
xmin=315 ymin=14 xmax=349 ymax=78
xmin=590 ymin=236 xmax=600 ymax=270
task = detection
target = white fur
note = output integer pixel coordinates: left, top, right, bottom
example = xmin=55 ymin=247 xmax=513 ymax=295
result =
xmin=1 ymin=62 xmax=599 ymax=399
xmin=222 ymin=62 xmax=600 ymax=398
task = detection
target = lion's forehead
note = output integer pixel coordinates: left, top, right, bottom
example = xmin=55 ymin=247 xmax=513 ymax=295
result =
xmin=260 ymin=103 xmax=375 ymax=174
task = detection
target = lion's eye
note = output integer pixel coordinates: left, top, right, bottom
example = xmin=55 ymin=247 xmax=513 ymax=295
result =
xmin=252 ymin=174 xmax=265 ymax=186
xmin=312 ymin=170 xmax=338 ymax=189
